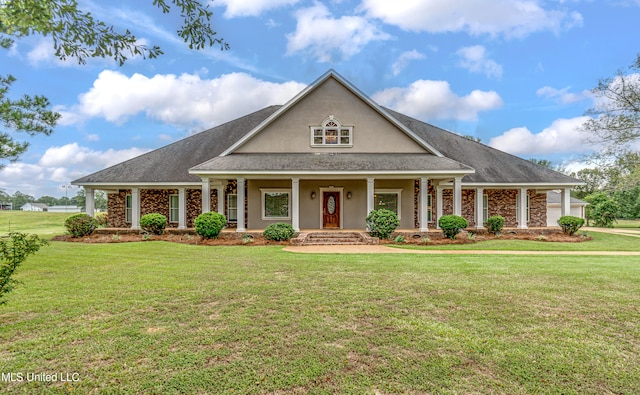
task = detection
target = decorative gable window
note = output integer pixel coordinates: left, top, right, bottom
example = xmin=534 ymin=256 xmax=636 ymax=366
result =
xmin=310 ymin=116 xmax=352 ymax=147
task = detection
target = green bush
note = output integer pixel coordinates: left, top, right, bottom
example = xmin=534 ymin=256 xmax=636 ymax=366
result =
xmin=438 ymin=215 xmax=468 ymax=240
xmin=485 ymin=215 xmax=505 ymax=235
xmin=94 ymin=212 xmax=109 ymax=227
xmin=263 ymin=223 xmax=295 ymax=241
xmin=557 ymin=215 xmax=585 ymax=236
xmin=194 ymin=212 xmax=226 ymax=239
xmin=1 ymin=232 xmax=48 ymax=305
xmin=64 ymin=213 xmax=97 ymax=237
xmin=366 ymin=209 xmax=400 ymax=239
xmin=140 ymin=213 xmax=167 ymax=235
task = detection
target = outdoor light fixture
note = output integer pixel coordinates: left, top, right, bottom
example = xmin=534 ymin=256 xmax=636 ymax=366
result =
xmin=311 ymin=191 xmax=316 ymax=199
xmin=347 ymin=192 xmax=352 ymax=199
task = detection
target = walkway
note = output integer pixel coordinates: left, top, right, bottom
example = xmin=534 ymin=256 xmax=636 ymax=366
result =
xmin=283 ymin=227 xmax=640 ymax=255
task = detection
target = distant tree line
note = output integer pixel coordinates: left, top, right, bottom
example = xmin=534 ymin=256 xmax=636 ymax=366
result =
xmin=0 ymin=189 xmax=107 ymax=210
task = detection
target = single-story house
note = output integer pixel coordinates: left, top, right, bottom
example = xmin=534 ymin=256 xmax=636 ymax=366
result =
xmin=21 ymin=202 xmax=49 ymax=212
xmin=48 ymin=205 xmax=82 ymax=213
xmin=546 ymin=191 xmax=588 ymax=227
xmin=73 ymin=70 xmax=583 ymax=232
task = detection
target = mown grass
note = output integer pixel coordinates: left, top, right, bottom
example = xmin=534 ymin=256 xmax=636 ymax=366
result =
xmin=1 ymin=241 xmax=639 ymax=394
xmin=614 ymin=219 xmax=640 ymax=228
xmin=0 ymin=211 xmax=68 ymax=237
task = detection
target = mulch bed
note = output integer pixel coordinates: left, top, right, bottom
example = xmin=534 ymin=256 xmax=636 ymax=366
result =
xmin=51 ymin=229 xmax=591 ymax=246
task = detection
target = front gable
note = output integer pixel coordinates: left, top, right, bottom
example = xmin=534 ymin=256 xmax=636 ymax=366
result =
xmin=227 ymin=71 xmax=440 ymax=156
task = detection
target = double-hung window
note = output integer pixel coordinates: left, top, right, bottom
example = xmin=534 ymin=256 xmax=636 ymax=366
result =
xmin=227 ymin=194 xmax=238 ymax=222
xmin=483 ymin=194 xmax=489 ymax=222
xmin=169 ymin=194 xmax=179 ymax=223
xmin=125 ymin=194 xmax=132 ymax=223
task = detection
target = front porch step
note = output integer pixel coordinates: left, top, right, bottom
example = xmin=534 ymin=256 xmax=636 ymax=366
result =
xmin=291 ymin=232 xmax=378 ymax=246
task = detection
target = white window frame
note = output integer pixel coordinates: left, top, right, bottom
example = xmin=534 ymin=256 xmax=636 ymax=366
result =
xmin=374 ymin=189 xmax=402 ymax=220
xmin=483 ymin=194 xmax=489 ymax=222
xmin=427 ymin=194 xmax=433 ymax=222
xmin=227 ymin=193 xmax=238 ymax=222
xmin=125 ymin=194 xmax=132 ymax=223
xmin=261 ymin=189 xmax=291 ymax=220
xmin=310 ymin=116 xmax=353 ymax=147
xmin=169 ymin=194 xmax=179 ymax=223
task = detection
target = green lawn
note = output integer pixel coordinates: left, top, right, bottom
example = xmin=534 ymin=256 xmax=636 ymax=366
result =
xmin=1 ymin=241 xmax=639 ymax=394
xmin=0 ymin=211 xmax=69 ymax=237
xmin=614 ymin=219 xmax=640 ymax=228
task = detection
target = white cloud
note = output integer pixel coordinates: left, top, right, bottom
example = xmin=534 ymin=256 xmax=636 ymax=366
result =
xmin=215 ymin=0 xmax=300 ymax=17
xmin=360 ymin=0 xmax=583 ymax=38
xmin=59 ymin=70 xmax=307 ymax=129
xmin=86 ymin=134 xmax=100 ymax=142
xmin=372 ymin=80 xmax=503 ymax=121
xmin=286 ymin=3 xmax=391 ymax=62
xmin=456 ymin=45 xmax=503 ymax=79
xmin=537 ymin=86 xmax=591 ymax=104
xmin=488 ymin=116 xmax=592 ymax=155
xmin=0 ymin=144 xmax=149 ymax=197
xmin=392 ymin=50 xmax=426 ymax=76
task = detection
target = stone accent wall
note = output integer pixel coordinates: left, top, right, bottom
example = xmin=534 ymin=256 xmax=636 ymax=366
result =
xmin=442 ymin=189 xmax=476 ymax=227
xmin=413 ymin=180 xmax=436 ymax=229
xmin=186 ymin=189 xmax=202 ymax=228
xmin=107 ymin=190 xmax=129 ymax=228
xmin=141 ymin=189 xmax=175 ymax=227
xmin=528 ymin=190 xmax=547 ymax=227
xmin=485 ymin=189 xmax=518 ymax=227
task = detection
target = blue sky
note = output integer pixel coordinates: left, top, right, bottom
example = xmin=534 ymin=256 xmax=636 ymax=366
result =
xmin=2 ymin=0 xmax=639 ymax=198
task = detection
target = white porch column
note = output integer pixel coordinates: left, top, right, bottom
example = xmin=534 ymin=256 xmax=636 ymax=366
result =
xmin=85 ymin=187 xmax=95 ymax=217
xmin=131 ymin=187 xmax=140 ymax=230
xmin=366 ymin=178 xmax=375 ymax=214
xmin=436 ymin=186 xmax=443 ymax=229
xmin=453 ymin=177 xmax=463 ymax=216
xmin=236 ymin=178 xmax=246 ymax=232
xmin=178 ymin=188 xmax=186 ymax=229
xmin=518 ymin=188 xmax=528 ymax=229
xmin=475 ymin=187 xmax=484 ymax=229
xmin=291 ymin=178 xmax=300 ymax=232
xmin=561 ymin=188 xmax=571 ymax=217
xmin=216 ymin=184 xmax=225 ymax=216
xmin=201 ymin=178 xmax=211 ymax=213
xmin=420 ymin=177 xmax=429 ymax=232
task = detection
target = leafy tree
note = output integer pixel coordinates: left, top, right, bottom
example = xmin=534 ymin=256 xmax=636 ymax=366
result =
xmin=0 ymin=232 xmax=48 ymax=305
xmin=0 ymin=0 xmax=228 ymax=167
xmin=582 ymin=54 xmax=640 ymax=159
xmin=10 ymin=190 xmax=34 ymax=209
xmin=35 ymin=195 xmax=58 ymax=206
xmin=584 ymin=192 xmax=619 ymax=228
xmin=528 ymin=158 xmax=567 ymax=174
xmin=463 ymin=135 xmax=482 ymax=143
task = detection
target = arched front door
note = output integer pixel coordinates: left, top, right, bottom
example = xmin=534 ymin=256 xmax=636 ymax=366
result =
xmin=322 ymin=191 xmax=340 ymax=228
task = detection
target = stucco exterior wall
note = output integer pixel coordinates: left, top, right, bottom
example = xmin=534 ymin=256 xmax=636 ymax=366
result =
xmin=236 ymin=77 xmax=427 ymax=154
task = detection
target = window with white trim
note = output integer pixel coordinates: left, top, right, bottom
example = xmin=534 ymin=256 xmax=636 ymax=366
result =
xmin=169 ymin=194 xmax=179 ymax=223
xmin=227 ymin=194 xmax=238 ymax=222
xmin=483 ymin=194 xmax=489 ymax=222
xmin=261 ymin=189 xmax=291 ymax=220
xmin=310 ymin=116 xmax=352 ymax=147
xmin=427 ymin=194 xmax=433 ymax=222
xmin=374 ymin=189 xmax=402 ymax=219
xmin=125 ymin=194 xmax=132 ymax=223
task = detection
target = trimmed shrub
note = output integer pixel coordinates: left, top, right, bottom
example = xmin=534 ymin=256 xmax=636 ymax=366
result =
xmin=557 ymin=215 xmax=585 ymax=236
xmin=485 ymin=215 xmax=505 ymax=235
xmin=438 ymin=215 xmax=468 ymax=240
xmin=64 ymin=213 xmax=97 ymax=237
xmin=263 ymin=223 xmax=295 ymax=241
xmin=140 ymin=213 xmax=167 ymax=235
xmin=194 ymin=212 xmax=226 ymax=239
xmin=366 ymin=209 xmax=400 ymax=239
xmin=94 ymin=212 xmax=109 ymax=228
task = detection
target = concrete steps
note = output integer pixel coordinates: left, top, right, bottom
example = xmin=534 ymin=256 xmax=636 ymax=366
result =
xmin=291 ymin=232 xmax=378 ymax=246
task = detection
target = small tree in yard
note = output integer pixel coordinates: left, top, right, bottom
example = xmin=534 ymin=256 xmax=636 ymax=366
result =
xmin=366 ymin=209 xmax=400 ymax=239
xmin=438 ymin=215 xmax=468 ymax=240
xmin=1 ymin=233 xmax=48 ymax=305
xmin=557 ymin=216 xmax=585 ymax=236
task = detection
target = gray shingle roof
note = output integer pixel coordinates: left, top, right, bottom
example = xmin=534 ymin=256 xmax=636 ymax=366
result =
xmin=73 ymin=104 xmax=583 ymax=186
xmin=191 ymin=153 xmax=474 ymax=173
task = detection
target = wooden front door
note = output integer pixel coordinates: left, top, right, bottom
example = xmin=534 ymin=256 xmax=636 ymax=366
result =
xmin=322 ymin=191 xmax=340 ymax=228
